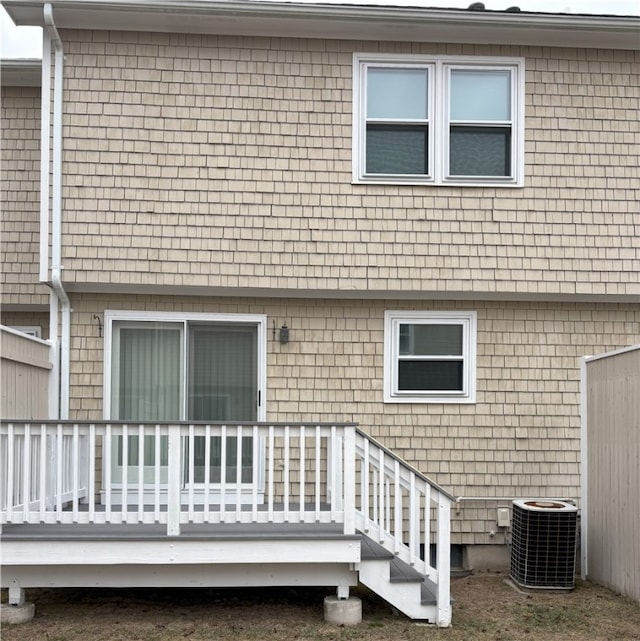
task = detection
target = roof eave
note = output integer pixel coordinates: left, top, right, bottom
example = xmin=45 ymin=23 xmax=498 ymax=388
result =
xmin=0 ymin=59 xmax=42 ymax=86
xmin=3 ymin=0 xmax=640 ymax=49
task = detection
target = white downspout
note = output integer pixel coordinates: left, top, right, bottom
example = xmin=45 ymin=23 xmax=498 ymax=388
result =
xmin=41 ymin=30 xmax=59 ymax=418
xmin=44 ymin=3 xmax=71 ymax=420
xmin=40 ymin=33 xmax=51 ymax=284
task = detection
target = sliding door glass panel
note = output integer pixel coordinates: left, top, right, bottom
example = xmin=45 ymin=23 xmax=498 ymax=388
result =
xmin=112 ymin=322 xmax=182 ymax=420
xmin=187 ymin=324 xmax=258 ymax=484
xmin=110 ymin=321 xmax=183 ymax=484
xmin=188 ymin=324 xmax=257 ymax=421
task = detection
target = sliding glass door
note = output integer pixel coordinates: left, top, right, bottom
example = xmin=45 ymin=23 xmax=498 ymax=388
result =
xmin=107 ymin=313 xmax=265 ymax=491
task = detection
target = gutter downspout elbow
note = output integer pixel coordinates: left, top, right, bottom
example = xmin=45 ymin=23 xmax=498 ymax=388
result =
xmin=44 ymin=3 xmax=71 ymax=420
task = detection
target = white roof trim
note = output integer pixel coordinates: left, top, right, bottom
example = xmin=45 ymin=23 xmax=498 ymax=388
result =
xmin=3 ymin=1 xmax=640 ymax=49
xmin=0 ymin=59 xmax=41 ymax=86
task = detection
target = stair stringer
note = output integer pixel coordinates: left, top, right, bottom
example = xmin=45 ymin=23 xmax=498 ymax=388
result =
xmin=357 ymin=557 xmax=437 ymax=621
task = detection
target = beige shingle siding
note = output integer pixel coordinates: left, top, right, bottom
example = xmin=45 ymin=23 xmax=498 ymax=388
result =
xmin=68 ymin=293 xmax=640 ymax=544
xmin=1 ymin=86 xmax=47 ymax=306
xmin=58 ymin=32 xmax=640 ymax=297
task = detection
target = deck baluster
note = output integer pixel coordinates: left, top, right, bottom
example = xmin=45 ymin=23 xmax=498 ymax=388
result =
xmin=55 ymin=424 xmax=63 ymax=520
xmin=137 ymin=424 xmax=145 ymax=523
xmin=314 ymin=426 xmax=321 ymax=521
xmin=298 ymin=425 xmax=305 ymax=523
xmin=39 ymin=424 xmax=47 ymax=521
xmin=251 ymin=425 xmax=259 ymax=522
xmin=284 ymin=425 xmax=290 ymax=522
xmin=153 ymin=425 xmax=162 ymax=523
xmin=22 ymin=424 xmax=31 ymax=522
xmin=88 ymin=424 xmax=96 ymax=523
xmin=235 ymin=425 xmax=242 ymax=522
xmin=166 ymin=424 xmax=181 ymax=536
xmin=188 ymin=424 xmax=195 ymax=523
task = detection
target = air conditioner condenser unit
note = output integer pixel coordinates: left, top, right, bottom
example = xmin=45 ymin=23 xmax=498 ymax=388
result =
xmin=510 ymin=499 xmax=578 ymax=589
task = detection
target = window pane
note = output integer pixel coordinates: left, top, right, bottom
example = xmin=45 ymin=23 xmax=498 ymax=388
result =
xmin=398 ymin=360 xmax=463 ymax=392
xmin=367 ymin=67 xmax=428 ymax=120
xmin=449 ymin=126 xmax=511 ymax=177
xmin=450 ymin=69 xmax=510 ymax=121
xmin=113 ymin=323 xmax=182 ymax=421
xmin=188 ymin=324 xmax=257 ymax=421
xmin=366 ymin=125 xmax=428 ymax=175
xmin=399 ymin=324 xmax=463 ymax=356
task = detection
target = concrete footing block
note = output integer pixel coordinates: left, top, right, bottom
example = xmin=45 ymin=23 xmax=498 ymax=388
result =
xmin=1 ymin=602 xmax=35 ymax=625
xmin=323 ymin=596 xmax=362 ymax=625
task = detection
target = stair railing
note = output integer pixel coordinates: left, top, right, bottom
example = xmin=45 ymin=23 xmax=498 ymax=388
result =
xmin=353 ymin=427 xmax=453 ymax=626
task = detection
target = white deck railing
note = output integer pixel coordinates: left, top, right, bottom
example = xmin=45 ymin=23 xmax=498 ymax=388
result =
xmin=1 ymin=421 xmax=452 ymax=619
xmin=0 ymin=421 xmax=357 ymax=534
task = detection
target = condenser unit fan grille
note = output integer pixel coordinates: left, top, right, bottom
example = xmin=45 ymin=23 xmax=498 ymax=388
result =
xmin=510 ymin=500 xmax=578 ymax=589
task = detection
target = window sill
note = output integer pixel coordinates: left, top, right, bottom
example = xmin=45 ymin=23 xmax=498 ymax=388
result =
xmin=384 ymin=395 xmax=477 ymax=404
xmin=352 ymin=177 xmax=523 ymax=188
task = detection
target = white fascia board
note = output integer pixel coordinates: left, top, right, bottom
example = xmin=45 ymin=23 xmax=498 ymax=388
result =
xmin=0 ymin=59 xmax=42 ymax=86
xmin=64 ymin=281 xmax=640 ymax=305
xmin=1 ymin=538 xmax=362 ymax=565
xmin=3 ymin=1 xmax=640 ymax=49
xmin=2 ymin=563 xmax=358 ymax=588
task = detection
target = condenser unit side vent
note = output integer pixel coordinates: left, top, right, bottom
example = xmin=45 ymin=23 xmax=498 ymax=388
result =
xmin=510 ymin=499 xmax=578 ymax=590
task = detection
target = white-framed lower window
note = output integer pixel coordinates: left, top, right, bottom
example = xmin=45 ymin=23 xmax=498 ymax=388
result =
xmin=353 ymin=53 xmax=524 ymax=186
xmin=384 ymin=310 xmax=477 ymax=403
xmin=9 ymin=325 xmax=42 ymax=338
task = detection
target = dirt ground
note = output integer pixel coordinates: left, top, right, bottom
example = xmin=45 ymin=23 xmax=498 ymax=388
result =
xmin=2 ymin=573 xmax=640 ymax=641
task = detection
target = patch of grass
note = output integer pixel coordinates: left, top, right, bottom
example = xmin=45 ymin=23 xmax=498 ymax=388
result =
xmin=2 ymin=576 xmax=639 ymax=641
xmin=518 ymin=602 xmax=587 ymax=631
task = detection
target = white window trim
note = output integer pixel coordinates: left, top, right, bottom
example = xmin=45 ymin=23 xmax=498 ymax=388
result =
xmin=103 ymin=310 xmax=267 ymax=421
xmin=383 ymin=310 xmax=477 ymax=404
xmin=353 ymin=53 xmax=525 ymax=187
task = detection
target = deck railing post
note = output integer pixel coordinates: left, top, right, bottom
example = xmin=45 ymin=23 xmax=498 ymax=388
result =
xmin=329 ymin=426 xmax=343 ymax=521
xmin=343 ymin=425 xmax=356 ymax=535
xmin=167 ymin=424 xmax=181 ymax=536
xmin=436 ymin=495 xmax=452 ymax=627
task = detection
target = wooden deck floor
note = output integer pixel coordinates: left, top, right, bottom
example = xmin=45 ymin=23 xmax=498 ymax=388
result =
xmin=0 ymin=521 xmax=360 ymax=542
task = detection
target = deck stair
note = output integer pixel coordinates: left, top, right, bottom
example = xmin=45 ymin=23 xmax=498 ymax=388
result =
xmin=1 ymin=420 xmax=454 ymax=626
xmin=358 ymin=533 xmax=438 ymax=619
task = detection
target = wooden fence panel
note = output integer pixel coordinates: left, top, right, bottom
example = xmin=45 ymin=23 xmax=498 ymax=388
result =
xmin=0 ymin=326 xmax=52 ymax=419
xmin=583 ymin=345 xmax=640 ymax=603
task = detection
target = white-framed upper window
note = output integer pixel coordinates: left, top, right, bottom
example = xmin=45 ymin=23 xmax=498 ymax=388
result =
xmin=353 ymin=53 xmax=524 ymax=186
xmin=384 ymin=310 xmax=477 ymax=403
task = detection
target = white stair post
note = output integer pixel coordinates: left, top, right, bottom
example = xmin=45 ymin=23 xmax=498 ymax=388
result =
xmin=436 ymin=495 xmax=452 ymax=627
xmin=343 ymin=425 xmax=356 ymax=535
